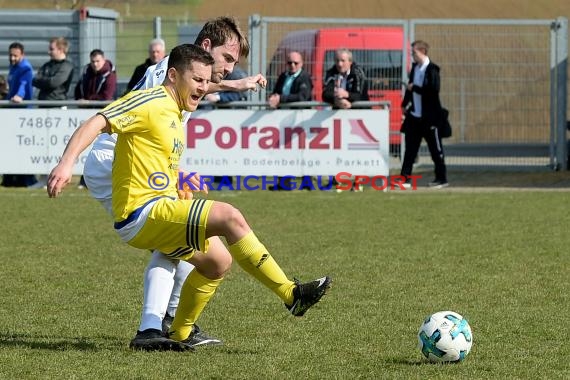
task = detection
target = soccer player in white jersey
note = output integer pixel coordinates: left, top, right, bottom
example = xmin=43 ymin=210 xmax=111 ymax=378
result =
xmin=49 ymin=43 xmax=331 ymax=352
xmin=83 ymin=17 xmax=269 ymax=351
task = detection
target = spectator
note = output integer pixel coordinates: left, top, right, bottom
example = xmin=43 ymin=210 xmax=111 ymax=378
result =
xmin=267 ymin=51 xmax=313 ymax=191
xmin=74 ymin=49 xmax=116 ymax=189
xmin=32 ymin=37 xmax=74 ymax=100
xmin=322 ymin=48 xmax=369 ymax=109
xmin=400 ymin=40 xmax=448 ymax=189
xmin=268 ymin=51 xmax=312 ymax=108
xmin=126 ymin=38 xmax=166 ymax=93
xmin=30 ymin=37 xmax=74 ymax=189
xmin=0 ymin=75 xmax=7 ymax=99
xmin=6 ymin=42 xmax=33 ymax=103
xmin=1 ymin=42 xmax=38 ymax=188
xmin=74 ymin=49 xmax=117 ymax=101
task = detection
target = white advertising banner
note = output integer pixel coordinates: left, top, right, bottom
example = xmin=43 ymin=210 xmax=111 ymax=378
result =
xmin=185 ymin=109 xmax=390 ymax=176
xmin=0 ymin=108 xmax=94 ymax=175
xmin=0 ymin=108 xmax=390 ymax=176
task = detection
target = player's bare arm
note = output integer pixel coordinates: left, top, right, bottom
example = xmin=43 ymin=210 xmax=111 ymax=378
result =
xmin=208 ymin=73 xmax=267 ymax=93
xmin=47 ymin=114 xmax=110 ymax=198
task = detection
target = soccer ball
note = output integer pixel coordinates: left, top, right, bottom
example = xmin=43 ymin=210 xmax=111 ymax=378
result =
xmin=417 ymin=311 xmax=473 ymax=363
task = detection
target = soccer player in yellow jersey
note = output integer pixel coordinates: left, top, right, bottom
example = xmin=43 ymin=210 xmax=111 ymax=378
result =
xmin=47 ymin=44 xmax=331 ymax=350
xmin=85 ymin=17 xmax=270 ymax=351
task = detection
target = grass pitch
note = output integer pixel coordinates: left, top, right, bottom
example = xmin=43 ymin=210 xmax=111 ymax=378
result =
xmin=0 ymin=186 xmax=568 ymax=379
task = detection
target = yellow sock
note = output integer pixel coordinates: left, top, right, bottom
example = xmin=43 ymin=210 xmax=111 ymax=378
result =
xmin=229 ymin=231 xmax=295 ymax=304
xmin=168 ymin=270 xmax=222 ymax=341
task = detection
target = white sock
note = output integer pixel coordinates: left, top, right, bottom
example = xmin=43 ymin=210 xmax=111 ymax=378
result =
xmin=166 ymin=260 xmax=195 ymax=317
xmin=138 ymin=250 xmax=177 ymax=332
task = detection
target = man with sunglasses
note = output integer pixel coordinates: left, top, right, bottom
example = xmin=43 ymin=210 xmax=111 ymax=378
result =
xmin=268 ymin=51 xmax=313 ymax=190
xmin=268 ymin=51 xmax=312 ymax=109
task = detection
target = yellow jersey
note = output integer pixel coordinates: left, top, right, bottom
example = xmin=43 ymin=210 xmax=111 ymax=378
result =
xmin=99 ymin=86 xmax=185 ymax=222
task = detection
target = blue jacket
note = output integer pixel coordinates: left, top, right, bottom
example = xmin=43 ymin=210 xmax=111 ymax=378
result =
xmin=7 ymin=58 xmax=34 ymax=100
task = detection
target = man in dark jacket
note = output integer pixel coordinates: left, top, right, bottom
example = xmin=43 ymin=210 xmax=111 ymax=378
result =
xmin=268 ymin=51 xmax=312 ymax=108
xmin=74 ymin=49 xmax=117 ymax=189
xmin=400 ymin=40 xmax=448 ymax=188
xmin=322 ymin=48 xmax=368 ymax=109
xmin=125 ymin=38 xmax=166 ymax=93
xmin=74 ymin=49 xmax=117 ymax=101
xmin=268 ymin=51 xmax=314 ymax=190
xmin=32 ymin=37 xmax=74 ymax=100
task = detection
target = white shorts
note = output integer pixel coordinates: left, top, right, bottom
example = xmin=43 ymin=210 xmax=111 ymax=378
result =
xmin=83 ymin=133 xmax=117 ymax=213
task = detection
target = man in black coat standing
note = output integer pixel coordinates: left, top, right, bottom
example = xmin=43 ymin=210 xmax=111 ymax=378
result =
xmin=400 ymin=40 xmax=448 ymax=188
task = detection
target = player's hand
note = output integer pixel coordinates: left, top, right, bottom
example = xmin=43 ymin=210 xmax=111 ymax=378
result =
xmin=47 ymin=163 xmax=73 ymax=198
xmin=241 ymin=74 xmax=267 ymax=92
xmin=177 ymin=188 xmax=194 ymax=200
xmin=10 ymin=95 xmax=23 ymax=103
xmin=334 ymin=98 xmax=352 ymax=109
xmin=178 ymin=170 xmax=209 ymax=197
xmin=268 ymin=93 xmax=280 ymax=109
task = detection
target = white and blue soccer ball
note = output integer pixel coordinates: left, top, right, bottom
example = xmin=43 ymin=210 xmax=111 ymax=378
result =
xmin=417 ymin=311 xmax=473 ymax=363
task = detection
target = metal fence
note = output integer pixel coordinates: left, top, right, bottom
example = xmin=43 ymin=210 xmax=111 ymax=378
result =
xmin=1 ymin=12 xmax=568 ymax=171
xmin=411 ymin=18 xmax=568 ymax=170
xmin=247 ymin=15 xmax=568 ymax=170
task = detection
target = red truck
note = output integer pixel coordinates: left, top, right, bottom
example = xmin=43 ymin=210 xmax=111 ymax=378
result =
xmin=267 ymin=27 xmax=406 ymax=152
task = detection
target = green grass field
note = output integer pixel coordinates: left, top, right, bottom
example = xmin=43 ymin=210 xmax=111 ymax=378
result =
xmin=0 ymin=187 xmax=569 ymax=379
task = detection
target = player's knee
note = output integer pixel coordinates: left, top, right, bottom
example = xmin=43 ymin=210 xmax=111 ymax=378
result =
xmin=208 ymin=202 xmax=250 ymax=241
xmin=224 ymin=204 xmax=248 ymax=231
xmin=200 ymin=251 xmax=232 ymax=279
xmin=216 ymin=253 xmax=232 ymax=277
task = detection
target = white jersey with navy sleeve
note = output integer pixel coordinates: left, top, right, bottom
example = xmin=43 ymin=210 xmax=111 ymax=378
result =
xmin=132 ymin=56 xmax=170 ymax=91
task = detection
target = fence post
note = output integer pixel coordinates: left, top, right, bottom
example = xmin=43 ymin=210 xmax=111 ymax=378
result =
xmin=154 ymin=16 xmax=161 ymax=39
xmin=248 ymin=14 xmax=262 ymax=103
xmin=554 ymin=17 xmax=568 ymax=170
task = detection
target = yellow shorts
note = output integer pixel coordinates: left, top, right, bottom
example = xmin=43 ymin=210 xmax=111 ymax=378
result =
xmin=127 ymin=197 xmax=213 ymax=261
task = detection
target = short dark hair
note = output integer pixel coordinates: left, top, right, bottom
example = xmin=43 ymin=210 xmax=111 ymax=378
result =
xmin=194 ymin=16 xmax=250 ymax=58
xmin=167 ymin=44 xmax=214 ymax=73
xmin=90 ymin=49 xmax=104 ymax=58
xmin=9 ymin=42 xmax=24 ymax=53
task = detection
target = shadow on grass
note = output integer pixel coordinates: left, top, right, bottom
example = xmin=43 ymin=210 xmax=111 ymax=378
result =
xmin=0 ymin=331 xmax=123 ymax=351
xmin=384 ymin=357 xmax=433 ymax=366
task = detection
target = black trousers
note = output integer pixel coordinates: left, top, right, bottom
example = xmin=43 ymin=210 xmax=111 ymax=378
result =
xmin=400 ymin=115 xmax=447 ymax=182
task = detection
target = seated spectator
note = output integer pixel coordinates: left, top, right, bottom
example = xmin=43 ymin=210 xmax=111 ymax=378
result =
xmin=75 ymin=49 xmax=117 ymax=101
xmin=32 ymin=37 xmax=74 ymax=101
xmin=268 ymin=51 xmax=314 ymax=191
xmin=29 ymin=37 xmax=75 ymax=189
xmin=0 ymin=74 xmax=8 ymax=99
xmin=323 ymin=48 xmax=369 ymax=191
xmin=6 ymin=42 xmax=33 ymax=104
xmin=1 ymin=42 xmax=38 ymax=188
xmin=125 ymin=38 xmax=166 ymax=93
xmin=268 ymin=51 xmax=312 ymax=108
xmin=74 ymin=49 xmax=117 ymax=189
xmin=322 ymin=48 xmax=369 ymax=109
